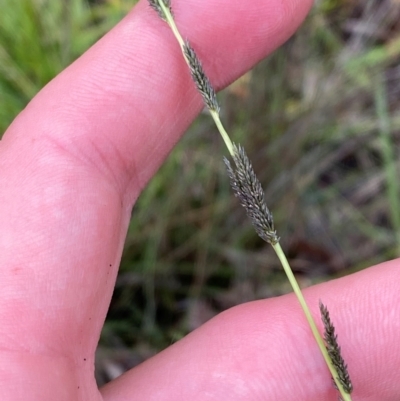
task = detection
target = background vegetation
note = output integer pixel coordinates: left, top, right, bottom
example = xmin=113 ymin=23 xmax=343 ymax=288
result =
xmin=1 ymin=0 xmax=399 ymax=384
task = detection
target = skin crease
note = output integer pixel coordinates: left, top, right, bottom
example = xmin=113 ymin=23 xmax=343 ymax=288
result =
xmin=0 ymin=0 xmax=399 ymax=399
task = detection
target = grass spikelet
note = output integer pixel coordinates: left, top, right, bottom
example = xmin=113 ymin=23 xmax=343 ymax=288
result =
xmin=148 ymin=0 xmax=171 ymax=20
xmin=320 ymin=301 xmax=353 ymax=394
xmin=224 ymin=144 xmax=279 ymax=245
xmin=183 ymin=41 xmax=220 ymax=113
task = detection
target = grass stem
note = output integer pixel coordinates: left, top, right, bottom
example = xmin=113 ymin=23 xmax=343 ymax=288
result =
xmin=210 ymin=110 xmax=234 ymax=156
xmin=375 ymin=73 xmax=400 ymax=255
xmin=272 ymin=243 xmax=352 ymax=401
xmin=150 ymin=1 xmax=353 ymax=399
xmin=157 ymin=0 xmax=185 ymax=47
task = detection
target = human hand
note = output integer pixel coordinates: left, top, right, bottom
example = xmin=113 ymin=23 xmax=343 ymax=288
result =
xmin=1 ymin=0 xmax=399 ymax=400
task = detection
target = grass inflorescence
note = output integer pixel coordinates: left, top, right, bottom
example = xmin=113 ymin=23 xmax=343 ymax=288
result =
xmin=183 ymin=42 xmax=220 ymax=113
xmin=148 ymin=0 xmax=171 ymax=20
xmin=320 ymin=301 xmax=353 ymax=395
xmin=224 ymin=144 xmax=279 ymax=245
xmin=148 ymin=1 xmax=354 ymax=400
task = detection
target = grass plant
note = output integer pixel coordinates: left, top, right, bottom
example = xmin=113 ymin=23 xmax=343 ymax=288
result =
xmin=148 ymin=0 xmax=353 ymax=399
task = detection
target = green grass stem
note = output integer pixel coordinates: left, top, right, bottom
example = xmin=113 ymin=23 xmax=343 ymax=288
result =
xmin=157 ymin=0 xmax=184 ymax=47
xmin=152 ymin=1 xmax=353 ymax=399
xmin=375 ymin=74 xmax=400 ymax=255
xmin=156 ymin=0 xmax=234 ymax=157
xmin=210 ymin=110 xmax=234 ymax=156
xmin=273 ymin=243 xmax=352 ymax=401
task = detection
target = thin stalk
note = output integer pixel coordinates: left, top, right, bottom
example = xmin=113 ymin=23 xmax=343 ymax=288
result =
xmin=273 ymin=243 xmax=352 ymax=401
xmin=210 ymin=110 xmax=234 ymax=156
xmin=150 ymin=1 xmax=353 ymax=399
xmin=157 ymin=0 xmax=185 ymax=47
xmin=155 ymin=0 xmax=234 ymax=156
xmin=375 ymin=74 xmax=400 ymax=254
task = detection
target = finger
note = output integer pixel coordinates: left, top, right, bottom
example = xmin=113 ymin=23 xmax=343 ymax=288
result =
xmin=0 ymin=0 xmax=312 ymax=396
xmin=4 ymin=0 xmax=313 ymax=201
xmin=101 ymin=260 xmax=400 ymax=401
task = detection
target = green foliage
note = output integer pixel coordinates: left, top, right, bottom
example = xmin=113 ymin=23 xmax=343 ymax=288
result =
xmin=0 ymin=0 xmax=136 ymax=134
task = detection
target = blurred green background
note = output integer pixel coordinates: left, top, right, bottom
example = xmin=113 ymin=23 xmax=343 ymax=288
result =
xmin=1 ymin=0 xmax=400 ymax=384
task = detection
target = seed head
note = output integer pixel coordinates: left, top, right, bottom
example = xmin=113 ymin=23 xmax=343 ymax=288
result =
xmin=183 ymin=41 xmax=220 ymax=113
xmin=319 ymin=301 xmax=353 ymax=394
xmin=224 ymin=144 xmax=279 ymax=245
xmin=148 ymin=0 xmax=171 ymax=21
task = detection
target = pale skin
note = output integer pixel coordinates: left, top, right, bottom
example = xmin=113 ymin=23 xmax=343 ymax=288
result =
xmin=0 ymin=0 xmax=399 ymax=400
